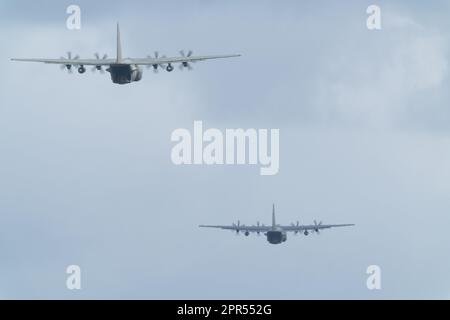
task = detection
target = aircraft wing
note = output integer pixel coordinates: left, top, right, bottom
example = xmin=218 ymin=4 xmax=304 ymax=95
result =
xmin=282 ymin=223 xmax=355 ymax=232
xmin=199 ymin=224 xmax=271 ymax=233
xmin=11 ymin=54 xmax=240 ymax=66
xmin=130 ymin=54 xmax=241 ymax=66
xmin=11 ymin=58 xmax=115 ymax=66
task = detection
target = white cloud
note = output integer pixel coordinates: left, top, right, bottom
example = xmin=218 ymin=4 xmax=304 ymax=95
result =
xmin=314 ymin=13 xmax=449 ymax=128
xmin=2 ymin=1 xmax=450 ymax=299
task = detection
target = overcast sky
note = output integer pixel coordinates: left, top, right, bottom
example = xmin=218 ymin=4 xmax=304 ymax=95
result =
xmin=1 ymin=0 xmax=450 ymax=299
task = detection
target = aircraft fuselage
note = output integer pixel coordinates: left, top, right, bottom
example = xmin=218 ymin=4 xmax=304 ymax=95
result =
xmin=266 ymin=229 xmax=287 ymax=245
xmin=107 ymin=63 xmax=143 ymax=85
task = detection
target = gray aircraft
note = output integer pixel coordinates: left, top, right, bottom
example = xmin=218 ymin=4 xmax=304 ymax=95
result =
xmin=11 ymin=24 xmax=240 ymax=85
xmin=200 ymin=204 xmax=355 ymax=245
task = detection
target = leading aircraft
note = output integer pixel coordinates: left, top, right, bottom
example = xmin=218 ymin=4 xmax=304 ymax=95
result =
xmin=200 ymin=204 xmax=355 ymax=245
xmin=11 ymin=24 xmax=240 ymax=85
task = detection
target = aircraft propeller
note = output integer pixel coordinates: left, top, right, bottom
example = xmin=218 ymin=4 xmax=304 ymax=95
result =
xmin=92 ymin=53 xmax=108 ymax=73
xmin=59 ymin=51 xmax=79 ymax=73
xmin=312 ymin=220 xmax=323 ymax=235
xmin=147 ymin=52 xmax=167 ymax=73
xmin=291 ymin=221 xmax=301 ymax=235
xmin=232 ymin=220 xmax=241 ymax=235
xmin=179 ymin=50 xmax=194 ymax=70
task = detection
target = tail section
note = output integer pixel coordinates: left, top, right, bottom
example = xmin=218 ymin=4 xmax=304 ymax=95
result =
xmin=116 ymin=23 xmax=123 ymax=63
xmin=272 ymin=204 xmax=276 ymax=228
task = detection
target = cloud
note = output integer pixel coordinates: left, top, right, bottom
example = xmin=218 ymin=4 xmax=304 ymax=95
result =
xmin=308 ymin=10 xmax=449 ymax=128
xmin=1 ymin=1 xmax=450 ymax=299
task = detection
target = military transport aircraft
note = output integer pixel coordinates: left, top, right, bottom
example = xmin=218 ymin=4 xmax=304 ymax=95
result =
xmin=200 ymin=205 xmax=355 ymax=245
xmin=11 ymin=24 xmax=240 ymax=85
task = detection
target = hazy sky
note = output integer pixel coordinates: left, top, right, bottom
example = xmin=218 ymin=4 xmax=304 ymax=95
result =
xmin=1 ymin=0 xmax=450 ymax=299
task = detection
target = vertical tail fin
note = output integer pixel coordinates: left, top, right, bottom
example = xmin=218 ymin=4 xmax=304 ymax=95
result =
xmin=116 ymin=23 xmax=123 ymax=63
xmin=272 ymin=204 xmax=276 ymax=228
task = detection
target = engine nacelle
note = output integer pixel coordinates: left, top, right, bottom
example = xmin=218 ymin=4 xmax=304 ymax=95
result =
xmin=166 ymin=64 xmax=174 ymax=72
xmin=131 ymin=68 xmax=143 ymax=82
